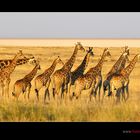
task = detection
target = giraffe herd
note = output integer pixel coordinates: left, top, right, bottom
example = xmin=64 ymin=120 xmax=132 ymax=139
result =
xmin=0 ymin=43 xmax=139 ymax=104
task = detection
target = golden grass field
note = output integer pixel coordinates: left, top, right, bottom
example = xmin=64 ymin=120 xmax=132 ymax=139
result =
xmin=0 ymin=46 xmax=140 ymax=122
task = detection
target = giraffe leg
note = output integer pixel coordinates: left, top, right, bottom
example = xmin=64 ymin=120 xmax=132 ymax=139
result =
xmin=35 ymin=88 xmax=39 ymax=101
xmin=1 ymin=82 xmax=5 ymax=97
xmin=94 ymin=83 xmax=98 ymax=99
xmin=108 ymin=83 xmax=112 ymax=97
xmin=125 ymin=84 xmax=129 ymax=101
xmin=102 ymin=83 xmax=108 ymax=103
xmin=116 ymin=88 xmax=121 ymax=104
xmin=24 ymin=91 xmax=27 ymax=100
xmin=88 ymin=81 xmax=96 ymax=102
xmin=121 ymin=86 xmax=126 ymax=102
xmin=108 ymin=84 xmax=114 ymax=102
xmin=65 ymin=83 xmax=68 ymax=95
xmin=62 ymin=77 xmax=69 ymax=100
xmin=75 ymin=87 xmax=82 ymax=100
xmin=5 ymin=78 xmax=11 ymax=98
xmin=68 ymin=79 xmax=71 ymax=95
xmin=75 ymin=91 xmax=81 ymax=100
xmin=61 ymin=83 xmax=65 ymax=99
xmin=65 ymin=73 xmax=70 ymax=94
xmin=68 ymin=83 xmax=72 ymax=100
xmin=44 ymin=88 xmax=50 ymax=103
xmin=16 ymin=92 xmax=21 ymax=101
xmin=89 ymin=88 xmax=94 ymax=101
xmin=52 ymin=88 xmax=55 ymax=100
xmin=98 ymin=80 xmax=102 ymax=102
xmin=27 ymin=83 xmax=31 ymax=100
xmin=45 ymin=79 xmax=51 ymax=102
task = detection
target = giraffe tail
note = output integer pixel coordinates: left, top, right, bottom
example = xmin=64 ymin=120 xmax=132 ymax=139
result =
xmin=12 ymin=92 xmax=15 ymax=96
xmin=35 ymin=89 xmax=38 ymax=94
xmin=108 ymin=91 xmax=112 ymax=96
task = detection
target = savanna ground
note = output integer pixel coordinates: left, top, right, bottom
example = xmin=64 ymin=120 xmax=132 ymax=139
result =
xmin=0 ymin=46 xmax=140 ymax=122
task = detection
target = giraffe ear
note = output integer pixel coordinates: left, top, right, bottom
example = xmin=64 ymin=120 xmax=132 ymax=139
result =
xmin=29 ymin=54 xmax=35 ymax=59
xmin=104 ymin=48 xmax=108 ymax=51
xmin=19 ymin=49 xmax=22 ymax=53
xmin=123 ymin=52 xmax=127 ymax=56
xmin=36 ymin=58 xmax=41 ymax=63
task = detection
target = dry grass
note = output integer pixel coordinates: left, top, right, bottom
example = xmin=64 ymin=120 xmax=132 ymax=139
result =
xmin=0 ymin=46 xmax=140 ymax=122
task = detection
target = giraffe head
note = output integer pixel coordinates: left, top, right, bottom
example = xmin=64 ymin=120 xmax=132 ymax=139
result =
xmin=124 ymin=46 xmax=130 ymax=56
xmin=17 ymin=50 xmax=24 ymax=57
xmin=104 ymin=48 xmax=111 ymax=58
xmin=86 ymin=47 xmax=94 ymax=57
xmin=75 ymin=42 xmax=85 ymax=52
xmin=27 ymin=55 xmax=37 ymax=65
xmin=14 ymin=50 xmax=26 ymax=60
xmin=122 ymin=52 xmax=129 ymax=61
xmin=34 ymin=59 xmax=41 ymax=70
xmin=137 ymin=54 xmax=140 ymax=60
xmin=56 ymin=56 xmax=64 ymax=66
xmin=121 ymin=46 xmax=130 ymax=62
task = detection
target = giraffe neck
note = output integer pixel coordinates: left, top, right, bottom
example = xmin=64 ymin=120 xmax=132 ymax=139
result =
xmin=24 ymin=65 xmax=39 ymax=82
xmin=0 ymin=58 xmax=29 ymax=70
xmin=110 ymin=53 xmax=124 ymax=73
xmin=62 ymin=46 xmax=78 ymax=72
xmin=16 ymin=58 xmax=30 ymax=65
xmin=118 ymin=57 xmax=127 ymax=72
xmin=44 ymin=58 xmax=57 ymax=75
xmin=106 ymin=53 xmax=125 ymax=78
xmin=121 ymin=55 xmax=139 ymax=77
xmin=72 ymin=52 xmax=90 ymax=74
xmin=94 ymin=51 xmax=106 ymax=72
xmin=3 ymin=54 xmax=20 ymax=74
xmin=70 ymin=53 xmax=90 ymax=84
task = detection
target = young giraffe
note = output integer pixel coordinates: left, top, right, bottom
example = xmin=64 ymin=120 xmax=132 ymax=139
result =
xmin=12 ymin=60 xmax=41 ymax=100
xmin=0 ymin=55 xmax=36 ymax=70
xmin=34 ymin=56 xmax=64 ymax=102
xmin=109 ymin=54 xmax=140 ymax=103
xmin=91 ymin=48 xmax=111 ymax=101
xmin=68 ymin=47 xmax=94 ymax=98
xmin=51 ymin=42 xmax=85 ymax=99
xmin=0 ymin=50 xmax=25 ymax=98
xmin=73 ymin=48 xmax=111 ymax=100
xmin=102 ymin=46 xmax=130 ymax=100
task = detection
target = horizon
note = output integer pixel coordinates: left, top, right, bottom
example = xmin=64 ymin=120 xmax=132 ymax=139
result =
xmin=0 ymin=39 xmax=140 ymax=47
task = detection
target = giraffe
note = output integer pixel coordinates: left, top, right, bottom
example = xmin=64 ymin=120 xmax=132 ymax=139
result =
xmin=0 ymin=55 xmax=36 ymax=70
xmin=0 ymin=50 xmax=25 ymax=98
xmin=51 ymin=42 xmax=85 ymax=99
xmin=109 ymin=54 xmax=140 ymax=103
xmin=73 ymin=48 xmax=111 ymax=100
xmin=68 ymin=47 xmax=94 ymax=98
xmin=92 ymin=48 xmax=111 ymax=101
xmin=34 ymin=56 xmax=64 ymax=102
xmin=102 ymin=46 xmax=130 ymax=101
xmin=12 ymin=60 xmax=41 ymax=100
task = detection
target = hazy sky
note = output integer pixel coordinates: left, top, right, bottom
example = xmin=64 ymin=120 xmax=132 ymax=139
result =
xmin=0 ymin=12 xmax=140 ymax=38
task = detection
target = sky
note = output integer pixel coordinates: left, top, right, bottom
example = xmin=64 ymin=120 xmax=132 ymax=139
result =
xmin=0 ymin=12 xmax=140 ymax=39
